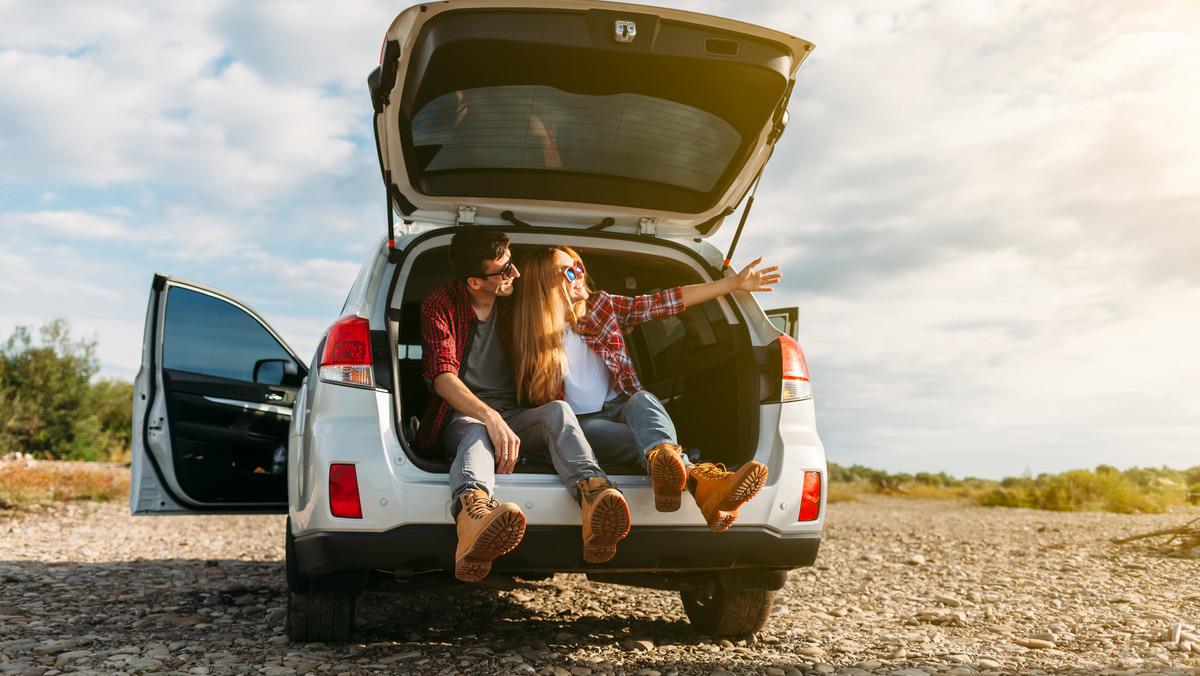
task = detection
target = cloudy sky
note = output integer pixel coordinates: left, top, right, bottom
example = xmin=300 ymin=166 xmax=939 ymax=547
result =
xmin=2 ymin=0 xmax=1197 ymax=480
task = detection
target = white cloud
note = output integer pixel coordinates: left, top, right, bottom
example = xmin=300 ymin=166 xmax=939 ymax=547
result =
xmin=1 ymin=210 xmax=133 ymax=240
xmin=213 ymin=1 xmax=396 ymax=89
xmin=0 ymin=1 xmax=373 ymax=206
xmin=789 ymin=243 xmax=1200 ymax=478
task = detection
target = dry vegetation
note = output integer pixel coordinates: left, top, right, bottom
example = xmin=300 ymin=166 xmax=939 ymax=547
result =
xmin=0 ymin=456 xmax=129 ymax=511
xmin=828 ymin=462 xmax=1200 ymax=514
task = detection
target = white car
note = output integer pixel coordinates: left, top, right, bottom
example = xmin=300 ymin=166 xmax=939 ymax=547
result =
xmin=132 ymin=0 xmax=825 ymax=642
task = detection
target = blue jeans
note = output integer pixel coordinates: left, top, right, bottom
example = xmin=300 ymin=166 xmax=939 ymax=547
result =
xmin=445 ymin=400 xmax=608 ymax=514
xmin=577 ymin=391 xmax=691 ymax=471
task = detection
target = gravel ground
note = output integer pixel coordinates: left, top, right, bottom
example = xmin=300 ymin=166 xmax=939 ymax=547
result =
xmin=2 ymin=490 xmax=1199 ymax=676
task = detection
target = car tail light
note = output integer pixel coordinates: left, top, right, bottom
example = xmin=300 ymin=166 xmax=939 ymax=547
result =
xmin=798 ymin=471 xmax=821 ymax=521
xmin=329 ymin=464 xmax=363 ymax=519
xmin=780 ymin=335 xmax=812 ymax=401
xmin=318 ymin=316 xmax=373 ymax=388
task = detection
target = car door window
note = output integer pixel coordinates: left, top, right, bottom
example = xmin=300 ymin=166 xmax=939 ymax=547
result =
xmin=163 ymin=287 xmax=297 ymax=381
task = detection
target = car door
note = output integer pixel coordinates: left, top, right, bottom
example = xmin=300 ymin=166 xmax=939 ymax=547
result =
xmin=131 ymin=274 xmax=306 ymax=514
xmin=765 ymin=306 xmax=799 ymax=340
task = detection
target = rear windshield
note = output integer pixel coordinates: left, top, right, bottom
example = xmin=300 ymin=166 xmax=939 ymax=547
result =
xmin=411 ymin=86 xmax=740 ymax=194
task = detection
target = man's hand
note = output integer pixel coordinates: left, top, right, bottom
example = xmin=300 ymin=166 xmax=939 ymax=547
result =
xmin=735 ymin=257 xmax=781 ymax=293
xmin=432 ymin=372 xmax=522 ymax=473
xmin=483 ymin=410 xmax=521 ymax=474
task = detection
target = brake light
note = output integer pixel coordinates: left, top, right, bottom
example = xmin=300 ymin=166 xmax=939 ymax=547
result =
xmin=798 ymin=471 xmax=821 ymax=521
xmin=318 ymin=316 xmax=373 ymax=388
xmin=329 ymin=464 xmax=363 ymax=519
xmin=780 ymin=335 xmax=812 ymax=401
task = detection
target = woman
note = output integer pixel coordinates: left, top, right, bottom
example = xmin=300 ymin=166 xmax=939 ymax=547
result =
xmin=512 ymin=245 xmax=780 ymax=532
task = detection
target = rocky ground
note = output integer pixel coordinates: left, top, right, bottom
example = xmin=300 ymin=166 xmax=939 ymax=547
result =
xmin=1 ymin=492 xmax=1199 ymax=676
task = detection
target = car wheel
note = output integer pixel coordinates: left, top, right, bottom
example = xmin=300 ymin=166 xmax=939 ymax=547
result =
xmin=286 ymin=584 xmax=356 ymax=642
xmin=284 ymin=520 xmax=362 ymax=642
xmin=680 ymin=578 xmax=775 ymax=637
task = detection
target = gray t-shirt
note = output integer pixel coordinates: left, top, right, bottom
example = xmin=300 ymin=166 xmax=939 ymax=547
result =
xmin=460 ymin=314 xmax=518 ymax=412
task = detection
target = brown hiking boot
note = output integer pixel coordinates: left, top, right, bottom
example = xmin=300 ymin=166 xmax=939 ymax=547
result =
xmin=577 ymin=477 xmax=630 ymax=563
xmin=454 ymin=490 xmax=526 ymax=582
xmin=691 ymin=461 xmax=768 ymax=532
xmin=647 ymin=443 xmax=687 ymax=512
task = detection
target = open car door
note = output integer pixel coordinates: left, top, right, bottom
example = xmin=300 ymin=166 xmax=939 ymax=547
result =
xmin=131 ymin=275 xmax=306 ymax=514
xmin=765 ymin=306 xmax=799 ymax=341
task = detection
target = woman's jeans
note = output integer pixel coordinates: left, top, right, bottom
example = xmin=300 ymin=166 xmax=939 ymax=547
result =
xmin=577 ymin=391 xmax=689 ymax=470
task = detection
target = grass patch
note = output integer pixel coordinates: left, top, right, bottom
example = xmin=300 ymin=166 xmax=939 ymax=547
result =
xmin=0 ymin=460 xmax=129 ymax=511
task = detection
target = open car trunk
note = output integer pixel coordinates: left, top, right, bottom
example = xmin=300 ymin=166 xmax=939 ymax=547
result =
xmin=387 ymin=238 xmax=759 ymax=474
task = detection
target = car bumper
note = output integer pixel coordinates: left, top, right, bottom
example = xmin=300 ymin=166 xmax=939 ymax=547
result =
xmin=293 ymin=524 xmax=820 ymax=576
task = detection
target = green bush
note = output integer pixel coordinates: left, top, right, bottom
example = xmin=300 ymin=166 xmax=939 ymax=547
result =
xmin=979 ymin=467 xmax=1184 ymax=513
xmin=0 ymin=319 xmax=132 ymax=462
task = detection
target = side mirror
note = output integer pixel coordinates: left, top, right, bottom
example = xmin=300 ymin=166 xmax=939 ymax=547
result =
xmin=253 ymin=358 xmax=300 ymax=386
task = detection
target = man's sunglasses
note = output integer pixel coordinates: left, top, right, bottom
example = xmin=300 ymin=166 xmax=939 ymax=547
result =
xmin=561 ymin=260 xmax=586 ymax=282
xmin=472 ymin=261 xmax=516 ymax=281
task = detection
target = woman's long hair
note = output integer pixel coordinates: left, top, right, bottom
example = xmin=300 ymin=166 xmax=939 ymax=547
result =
xmin=512 ymin=246 xmax=591 ymax=405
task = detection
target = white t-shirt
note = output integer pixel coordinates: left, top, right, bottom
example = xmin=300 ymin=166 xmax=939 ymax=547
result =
xmin=563 ymin=328 xmax=619 ymax=414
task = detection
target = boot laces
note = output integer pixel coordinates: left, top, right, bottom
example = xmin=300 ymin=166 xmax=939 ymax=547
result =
xmin=692 ymin=462 xmax=729 ymax=481
xmin=465 ymin=495 xmax=499 ymax=519
xmin=646 ymin=445 xmax=680 ymax=465
xmin=579 ymin=477 xmax=614 ymax=501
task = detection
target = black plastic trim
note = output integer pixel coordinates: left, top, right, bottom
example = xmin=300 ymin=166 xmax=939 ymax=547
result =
xmin=369 ymin=329 xmax=393 ymax=392
xmin=293 ymin=524 xmax=819 ymax=576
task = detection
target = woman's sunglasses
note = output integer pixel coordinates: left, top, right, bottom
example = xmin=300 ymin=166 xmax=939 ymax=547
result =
xmin=472 ymin=261 xmax=516 ymax=281
xmin=561 ymin=260 xmax=586 ymax=282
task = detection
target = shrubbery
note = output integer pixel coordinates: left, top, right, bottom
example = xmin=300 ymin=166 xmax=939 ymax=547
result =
xmin=980 ymin=466 xmax=1186 ymax=514
xmin=828 ymin=461 xmax=1199 ymax=514
xmin=0 ymin=319 xmax=132 ymax=462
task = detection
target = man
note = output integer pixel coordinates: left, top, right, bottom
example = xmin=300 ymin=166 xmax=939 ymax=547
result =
xmin=417 ymin=229 xmax=629 ymax=582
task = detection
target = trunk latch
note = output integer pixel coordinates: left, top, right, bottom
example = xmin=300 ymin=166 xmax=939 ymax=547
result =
xmin=614 ymin=20 xmax=637 ymax=43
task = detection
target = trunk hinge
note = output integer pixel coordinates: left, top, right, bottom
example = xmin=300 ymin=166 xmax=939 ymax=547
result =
xmin=639 ymin=217 xmax=658 ymax=236
xmin=457 ymin=205 xmax=477 ymax=226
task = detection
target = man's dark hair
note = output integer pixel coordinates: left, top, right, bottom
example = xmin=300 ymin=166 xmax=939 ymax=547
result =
xmin=450 ymin=229 xmax=509 ymax=279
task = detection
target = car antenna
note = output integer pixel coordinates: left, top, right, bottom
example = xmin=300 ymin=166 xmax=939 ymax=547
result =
xmin=722 ymin=167 xmax=764 ymax=273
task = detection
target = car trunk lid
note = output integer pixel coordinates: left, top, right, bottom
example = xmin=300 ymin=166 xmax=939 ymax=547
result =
xmin=371 ymin=1 xmax=813 ymax=237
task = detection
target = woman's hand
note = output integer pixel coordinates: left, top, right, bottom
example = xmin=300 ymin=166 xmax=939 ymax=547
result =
xmin=680 ymin=255 xmax=782 ymax=307
xmin=734 ymin=257 xmax=781 ymax=292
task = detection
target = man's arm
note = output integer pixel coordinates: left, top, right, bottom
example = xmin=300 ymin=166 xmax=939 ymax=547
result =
xmin=679 ymin=257 xmax=780 ymax=308
xmin=431 ymin=372 xmax=521 ymax=473
xmin=419 ymin=296 xmax=521 ymax=473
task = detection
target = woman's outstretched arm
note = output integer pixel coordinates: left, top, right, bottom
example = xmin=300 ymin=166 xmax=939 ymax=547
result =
xmin=679 ymin=257 xmax=780 ymax=308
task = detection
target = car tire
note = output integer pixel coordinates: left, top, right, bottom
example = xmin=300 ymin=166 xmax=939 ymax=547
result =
xmin=680 ymin=578 xmax=775 ymax=637
xmin=284 ymin=519 xmax=363 ymax=642
xmin=286 ymin=585 xmax=356 ymax=642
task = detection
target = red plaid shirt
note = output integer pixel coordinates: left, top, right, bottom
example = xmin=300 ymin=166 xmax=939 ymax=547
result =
xmin=575 ymin=288 xmax=684 ymax=395
xmin=416 ymin=280 xmax=513 ymax=453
